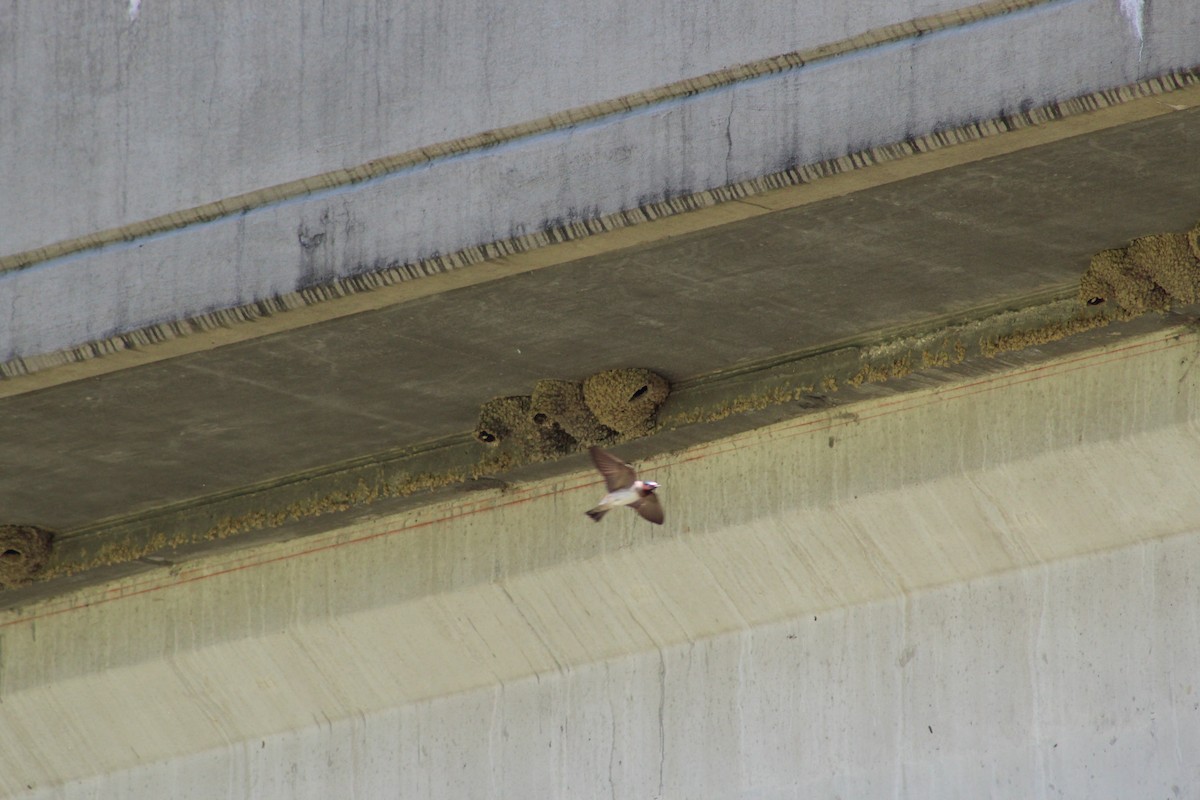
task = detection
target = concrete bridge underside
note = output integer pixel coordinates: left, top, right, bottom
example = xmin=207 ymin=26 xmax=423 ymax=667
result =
xmin=2 ymin=322 xmax=1200 ymax=797
xmin=3 ymin=0 xmax=1200 ymax=797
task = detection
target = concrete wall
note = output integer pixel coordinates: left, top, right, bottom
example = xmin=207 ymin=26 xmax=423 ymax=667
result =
xmin=3 ymin=0 xmax=1199 ymax=362
xmin=2 ymin=325 xmax=1199 ymax=798
xmin=4 ymin=0 xmax=983 ymax=251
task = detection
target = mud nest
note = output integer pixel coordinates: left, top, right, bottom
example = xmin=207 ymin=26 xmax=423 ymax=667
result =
xmin=474 ymin=395 xmax=573 ymax=459
xmin=0 ymin=525 xmax=55 ymax=588
xmin=1080 ymin=223 xmax=1200 ymax=317
xmin=474 ymin=368 xmax=670 ymax=458
xmin=530 ymin=379 xmax=616 ymax=446
xmin=582 ymin=368 xmax=670 ymax=438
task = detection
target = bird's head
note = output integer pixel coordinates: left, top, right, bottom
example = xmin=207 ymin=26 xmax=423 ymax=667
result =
xmin=640 ymin=480 xmax=659 ymax=494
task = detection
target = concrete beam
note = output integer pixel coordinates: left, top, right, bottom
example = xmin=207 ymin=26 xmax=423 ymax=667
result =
xmin=1 ymin=87 xmax=1198 ymax=594
xmin=2 ymin=323 xmax=1199 ymax=797
xmin=3 ymin=0 xmax=1198 ymax=362
xmin=4 ymin=0 xmax=992 ymax=251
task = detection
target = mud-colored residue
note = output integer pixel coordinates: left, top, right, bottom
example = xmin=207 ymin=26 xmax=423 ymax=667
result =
xmin=979 ymin=314 xmax=1111 ymax=357
xmin=921 ymin=339 xmax=968 ymax=368
xmin=660 ymin=383 xmax=816 ymax=428
xmin=1079 ymin=224 xmax=1200 ymax=317
xmin=0 ymin=524 xmax=55 ymax=588
xmin=847 ymin=354 xmax=914 ymax=387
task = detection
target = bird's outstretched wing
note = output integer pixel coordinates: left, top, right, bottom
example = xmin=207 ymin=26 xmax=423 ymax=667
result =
xmin=589 ymin=446 xmax=637 ymax=492
xmin=632 ymin=493 xmax=664 ymax=525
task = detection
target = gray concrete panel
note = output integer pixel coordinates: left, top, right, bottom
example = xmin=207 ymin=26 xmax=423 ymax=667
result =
xmin=3 ymin=1 xmax=1198 ymax=362
xmin=0 ymin=0 xmax=982 ymax=254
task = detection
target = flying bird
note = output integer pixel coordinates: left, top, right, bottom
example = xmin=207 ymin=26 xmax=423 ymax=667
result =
xmin=585 ymin=446 xmax=664 ymax=524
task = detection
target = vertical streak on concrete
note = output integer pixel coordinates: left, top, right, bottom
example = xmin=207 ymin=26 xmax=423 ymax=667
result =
xmin=893 ymin=593 xmax=910 ymax=799
xmin=724 ymin=92 xmax=735 ymax=186
xmin=736 ymin=631 xmax=749 ymax=790
xmin=487 ymin=682 xmax=501 ymax=798
xmin=1119 ymin=0 xmax=1145 ymax=58
xmin=656 ymin=647 xmax=666 ymax=797
xmin=1028 ymin=570 xmax=1049 ymax=800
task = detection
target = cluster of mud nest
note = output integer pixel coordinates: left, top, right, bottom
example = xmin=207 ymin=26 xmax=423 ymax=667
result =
xmin=0 ymin=524 xmax=55 ymax=589
xmin=474 ymin=368 xmax=670 ymax=458
xmin=1079 ymin=219 xmax=1200 ymax=317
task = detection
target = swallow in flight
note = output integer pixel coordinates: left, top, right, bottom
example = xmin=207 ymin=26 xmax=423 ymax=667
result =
xmin=585 ymin=446 xmax=664 ymax=524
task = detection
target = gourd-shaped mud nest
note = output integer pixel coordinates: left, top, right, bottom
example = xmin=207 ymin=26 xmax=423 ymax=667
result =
xmin=0 ymin=525 xmax=55 ymax=589
xmin=474 ymin=394 xmax=574 ymax=460
xmin=474 ymin=368 xmax=669 ymax=458
xmin=1079 ymin=220 xmax=1200 ymax=317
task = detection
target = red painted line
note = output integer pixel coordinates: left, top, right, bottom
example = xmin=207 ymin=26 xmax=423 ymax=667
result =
xmin=2 ymin=329 xmax=1192 ymax=629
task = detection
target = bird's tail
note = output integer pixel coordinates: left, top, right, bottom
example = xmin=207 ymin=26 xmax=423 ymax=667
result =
xmin=585 ymin=507 xmax=608 ymax=522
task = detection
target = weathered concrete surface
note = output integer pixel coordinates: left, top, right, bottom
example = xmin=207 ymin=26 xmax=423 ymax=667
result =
xmin=1 ymin=325 xmax=1199 ymax=798
xmin=1 ymin=0 xmax=981 ymax=251
xmin=1 ymin=100 xmax=1198 ymax=545
xmin=3 ymin=0 xmax=1198 ymax=361
xmin=4 ymin=3 xmax=1199 ymax=796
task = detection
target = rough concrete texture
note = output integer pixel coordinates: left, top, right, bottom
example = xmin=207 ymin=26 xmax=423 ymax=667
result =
xmin=2 ymin=0 xmax=984 ymax=252
xmin=1 ymin=326 xmax=1199 ymax=798
xmin=3 ymin=103 xmax=1199 ymax=540
xmin=3 ymin=0 xmax=1198 ymax=361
